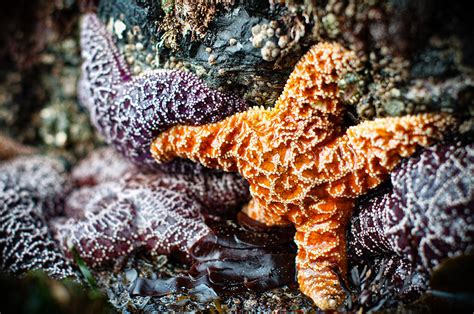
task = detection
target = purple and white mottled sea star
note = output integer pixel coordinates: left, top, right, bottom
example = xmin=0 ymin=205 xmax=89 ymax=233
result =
xmin=77 ymin=13 xmax=248 ymax=169
xmin=348 ymin=140 xmax=474 ymax=306
xmin=0 ymin=156 xmax=77 ymax=280
xmin=51 ymin=148 xmax=250 ymax=267
xmin=70 ymin=146 xmax=138 ymax=187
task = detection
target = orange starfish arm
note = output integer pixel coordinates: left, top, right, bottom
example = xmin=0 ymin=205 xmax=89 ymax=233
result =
xmin=293 ymin=113 xmax=458 ymax=309
xmin=151 ymin=106 xmax=268 ymax=171
xmin=322 ymin=113 xmax=458 ymax=198
xmin=240 ymin=112 xmax=458 ymax=309
xmin=295 ymin=199 xmax=354 ymax=310
xmin=275 ymin=42 xmax=358 ymax=117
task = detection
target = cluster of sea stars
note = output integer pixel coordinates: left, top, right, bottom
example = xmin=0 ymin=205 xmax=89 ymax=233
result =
xmin=77 ymin=13 xmax=248 ymax=169
xmin=51 ymin=148 xmax=250 ymax=268
xmin=75 ymin=11 xmax=469 ymax=310
xmin=150 ymin=42 xmax=458 ymax=309
xmin=347 ymin=140 xmax=474 ymax=307
xmin=0 ymin=156 xmax=77 ymax=280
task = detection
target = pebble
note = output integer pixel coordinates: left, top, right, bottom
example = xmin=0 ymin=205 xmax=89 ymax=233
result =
xmin=266 ymin=28 xmax=275 ymax=37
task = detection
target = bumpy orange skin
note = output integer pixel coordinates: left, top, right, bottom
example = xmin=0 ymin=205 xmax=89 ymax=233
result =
xmin=151 ymin=43 xmax=457 ymax=309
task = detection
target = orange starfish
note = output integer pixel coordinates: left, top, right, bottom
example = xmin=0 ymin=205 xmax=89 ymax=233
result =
xmin=151 ymin=42 xmax=457 ymax=309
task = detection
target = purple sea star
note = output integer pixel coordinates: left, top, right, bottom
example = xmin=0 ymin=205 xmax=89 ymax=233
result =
xmin=51 ymin=148 xmax=250 ymax=267
xmin=0 ymin=156 xmax=77 ymax=280
xmin=77 ymin=13 xmax=248 ymax=169
xmin=347 ymin=140 xmax=474 ymax=306
xmin=71 ymin=146 xmax=138 ymax=186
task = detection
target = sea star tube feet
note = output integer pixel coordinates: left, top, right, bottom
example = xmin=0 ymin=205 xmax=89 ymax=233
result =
xmin=150 ymin=42 xmax=458 ymax=309
xmin=78 ymin=13 xmax=248 ymax=169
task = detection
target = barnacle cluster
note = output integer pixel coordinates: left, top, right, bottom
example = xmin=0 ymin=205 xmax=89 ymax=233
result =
xmin=159 ymin=0 xmax=236 ymax=49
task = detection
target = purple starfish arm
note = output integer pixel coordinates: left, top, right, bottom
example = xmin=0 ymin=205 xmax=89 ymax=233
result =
xmin=348 ymin=141 xmax=474 ymax=303
xmin=0 ymin=156 xmax=77 ymax=280
xmin=78 ymin=14 xmax=248 ymax=169
xmin=52 ymin=183 xmax=140 ymax=268
xmin=387 ymin=141 xmax=474 ymax=270
xmin=348 ymin=192 xmax=395 ymax=260
xmin=0 ymin=155 xmax=71 ymax=217
xmin=71 ymin=147 xmax=250 ymax=215
xmin=122 ymin=171 xmax=250 ymax=217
